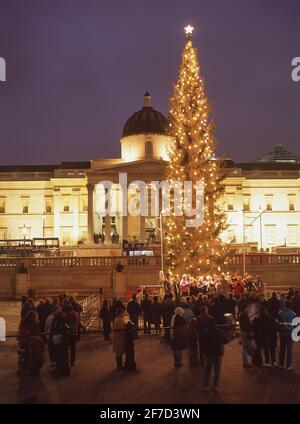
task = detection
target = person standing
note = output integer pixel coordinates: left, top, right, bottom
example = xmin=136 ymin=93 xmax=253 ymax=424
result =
xmin=161 ymin=293 xmax=176 ymax=343
xmin=151 ymin=296 xmax=161 ymax=334
xmin=202 ymin=320 xmax=228 ymax=392
xmin=180 ymin=274 xmax=190 ymax=297
xmin=196 ymin=306 xmax=214 ymax=366
xmin=141 ymin=294 xmax=152 ymax=334
xmin=50 ymin=310 xmax=71 ymax=376
xmin=170 ymin=307 xmax=187 ymax=367
xmin=127 ymin=294 xmax=141 ymax=339
xmin=45 ymin=305 xmax=60 ymax=369
xmin=239 ymin=305 xmax=253 ymax=369
xmin=63 ymin=303 xmax=81 ymax=368
xmin=100 ymin=299 xmax=111 ymax=340
xmin=277 ymin=300 xmax=296 ymax=370
xmin=163 ymin=273 xmax=173 ymax=296
xmin=260 ymin=307 xmax=277 ymax=367
xmin=267 ymin=292 xmax=280 ymax=319
xmin=18 ymin=310 xmax=45 ymax=375
xmin=113 ymin=309 xmax=126 ymax=370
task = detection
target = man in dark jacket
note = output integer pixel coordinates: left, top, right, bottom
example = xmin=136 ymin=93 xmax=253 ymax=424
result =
xmin=161 ymin=294 xmax=176 ymax=343
xmin=141 ymin=294 xmax=152 ymax=334
xmin=202 ymin=320 xmax=228 ymax=391
xmin=196 ymin=306 xmax=214 ymax=366
xmin=267 ymin=292 xmax=280 ymax=319
xmin=209 ymin=297 xmax=225 ymax=325
xmin=127 ymin=294 xmax=141 ymax=339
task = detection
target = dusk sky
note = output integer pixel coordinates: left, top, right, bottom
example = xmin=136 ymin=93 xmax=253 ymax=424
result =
xmin=0 ymin=0 xmax=299 ymax=165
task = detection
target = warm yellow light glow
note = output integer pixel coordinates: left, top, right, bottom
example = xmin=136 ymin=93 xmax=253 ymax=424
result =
xmin=184 ymin=25 xmax=194 ymax=35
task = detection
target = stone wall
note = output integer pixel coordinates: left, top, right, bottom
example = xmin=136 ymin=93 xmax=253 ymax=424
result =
xmin=0 ymin=254 xmax=299 ymax=300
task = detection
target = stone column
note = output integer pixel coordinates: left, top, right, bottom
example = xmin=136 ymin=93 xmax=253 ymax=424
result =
xmin=122 ymin=215 xmax=128 ymax=241
xmin=53 ymin=188 xmax=60 ymax=238
xmin=72 ymin=188 xmax=80 ymax=244
xmin=87 ymin=183 xmax=94 ymax=244
xmin=104 ymin=215 xmax=111 ymax=244
xmin=104 ymin=187 xmax=111 ymax=244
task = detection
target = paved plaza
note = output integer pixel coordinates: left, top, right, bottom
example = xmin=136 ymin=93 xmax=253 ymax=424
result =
xmin=1 ymin=302 xmax=300 ymax=404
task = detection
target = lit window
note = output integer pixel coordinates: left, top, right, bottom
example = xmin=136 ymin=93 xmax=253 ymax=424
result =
xmin=228 ymin=227 xmax=236 ymax=243
xmin=0 ymin=199 xmax=5 ymax=214
xmin=45 ymin=199 xmax=52 ymax=214
xmin=22 ymin=199 xmax=29 ymax=214
xmin=288 ymin=195 xmax=296 ymax=211
xmin=63 ymin=198 xmax=70 ymax=212
xmin=227 ymin=196 xmax=234 ymax=211
xmin=62 ymin=231 xmax=71 ymax=245
xmin=244 ymin=225 xmax=252 ymax=243
xmin=287 ymin=225 xmax=298 ymax=245
xmin=265 ymin=225 xmax=276 ymax=245
xmin=243 ymin=196 xmax=250 ymax=212
xmin=82 ymin=197 xmax=88 ymax=212
xmin=265 ymin=195 xmax=273 ymax=211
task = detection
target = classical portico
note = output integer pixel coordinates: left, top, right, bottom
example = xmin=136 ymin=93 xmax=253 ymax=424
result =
xmin=86 ymin=158 xmax=165 ymax=245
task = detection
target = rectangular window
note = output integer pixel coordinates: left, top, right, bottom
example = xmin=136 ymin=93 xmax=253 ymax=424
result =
xmin=22 ymin=199 xmax=29 ymax=214
xmin=63 ymin=197 xmax=70 ymax=212
xmin=244 ymin=225 xmax=252 ymax=243
xmin=287 ymin=225 xmax=298 ymax=245
xmin=0 ymin=199 xmax=5 ymax=214
xmin=243 ymin=197 xmax=250 ymax=212
xmin=227 ymin=196 xmax=234 ymax=211
xmin=265 ymin=225 xmax=276 ymax=246
xmin=45 ymin=198 xmax=52 ymax=214
xmin=0 ymin=228 xmax=7 ymax=239
xmin=228 ymin=226 xmax=237 ymax=243
xmin=288 ymin=195 xmax=296 ymax=211
xmin=62 ymin=231 xmax=71 ymax=245
xmin=265 ymin=195 xmax=273 ymax=212
xmin=81 ymin=230 xmax=87 ymax=241
xmin=82 ymin=196 xmax=88 ymax=212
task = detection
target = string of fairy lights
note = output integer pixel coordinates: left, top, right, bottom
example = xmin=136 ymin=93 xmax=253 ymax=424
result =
xmin=165 ymin=26 xmax=227 ymax=275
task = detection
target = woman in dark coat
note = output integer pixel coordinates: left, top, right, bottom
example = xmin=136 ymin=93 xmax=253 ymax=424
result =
xmin=151 ymin=296 xmax=161 ymax=334
xmin=260 ymin=307 xmax=277 ymax=366
xmin=100 ymin=299 xmax=111 ymax=340
xmin=170 ymin=307 xmax=188 ymax=367
xmin=18 ymin=310 xmax=44 ymax=375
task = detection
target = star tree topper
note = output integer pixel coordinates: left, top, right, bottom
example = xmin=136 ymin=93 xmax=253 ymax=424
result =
xmin=184 ymin=25 xmax=194 ymax=35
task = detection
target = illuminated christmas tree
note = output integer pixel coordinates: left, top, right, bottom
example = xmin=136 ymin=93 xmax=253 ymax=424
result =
xmin=164 ymin=25 xmax=227 ymax=275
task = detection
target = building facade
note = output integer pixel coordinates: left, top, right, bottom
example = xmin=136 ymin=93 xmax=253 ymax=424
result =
xmin=0 ymin=92 xmax=299 ymax=253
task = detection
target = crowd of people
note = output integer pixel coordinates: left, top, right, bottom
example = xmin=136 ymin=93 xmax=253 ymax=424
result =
xmin=18 ymin=294 xmax=82 ymax=376
xmin=17 ymin=271 xmax=300 ymax=392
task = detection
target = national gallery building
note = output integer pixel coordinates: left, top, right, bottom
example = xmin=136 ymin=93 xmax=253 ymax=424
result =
xmin=0 ymin=92 xmax=299 ymax=255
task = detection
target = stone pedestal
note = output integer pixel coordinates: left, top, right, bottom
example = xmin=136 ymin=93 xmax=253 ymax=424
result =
xmin=113 ymin=271 xmax=126 ymax=299
xmin=15 ymin=272 xmax=29 ymax=300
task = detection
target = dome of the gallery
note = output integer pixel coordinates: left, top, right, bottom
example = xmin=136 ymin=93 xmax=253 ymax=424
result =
xmin=122 ymin=92 xmax=169 ymax=138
